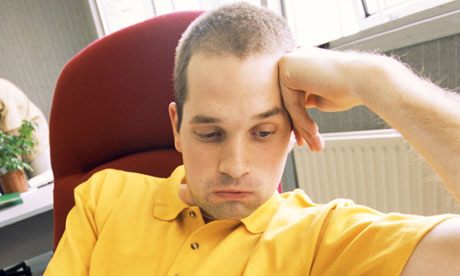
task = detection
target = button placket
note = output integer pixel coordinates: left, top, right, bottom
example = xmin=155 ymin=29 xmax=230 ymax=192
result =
xmin=167 ymin=215 xmax=211 ymax=275
xmin=184 ymin=207 xmax=204 ymax=233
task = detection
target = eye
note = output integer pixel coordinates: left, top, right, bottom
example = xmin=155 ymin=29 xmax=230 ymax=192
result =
xmin=199 ymin=132 xmax=218 ymax=138
xmin=194 ymin=129 xmax=223 ymax=142
xmin=251 ymin=123 xmax=276 ymax=141
xmin=257 ymin=131 xmax=274 ymax=138
xmin=252 ymin=127 xmax=276 ymax=141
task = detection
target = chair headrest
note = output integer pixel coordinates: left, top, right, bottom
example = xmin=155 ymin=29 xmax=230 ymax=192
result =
xmin=50 ymin=11 xmax=204 ymax=177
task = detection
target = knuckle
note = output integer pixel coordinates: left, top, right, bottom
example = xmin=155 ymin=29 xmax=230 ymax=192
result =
xmin=279 ymin=58 xmax=294 ymax=84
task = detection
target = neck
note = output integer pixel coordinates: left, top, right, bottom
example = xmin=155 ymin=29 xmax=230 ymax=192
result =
xmin=179 ymin=184 xmax=217 ymax=223
xmin=201 ymin=211 xmax=216 ymax=223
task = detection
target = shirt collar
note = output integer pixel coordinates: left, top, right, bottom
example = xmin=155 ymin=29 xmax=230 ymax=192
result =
xmin=153 ymin=165 xmax=189 ymax=221
xmin=240 ymin=192 xmax=281 ymax=234
xmin=153 ymin=165 xmax=281 ymax=234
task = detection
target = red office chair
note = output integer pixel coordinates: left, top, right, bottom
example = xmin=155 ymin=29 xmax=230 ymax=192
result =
xmin=49 ymin=11 xmax=203 ymax=249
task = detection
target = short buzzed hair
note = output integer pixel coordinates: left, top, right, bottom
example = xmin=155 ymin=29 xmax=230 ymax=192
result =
xmin=173 ymin=2 xmax=296 ymax=130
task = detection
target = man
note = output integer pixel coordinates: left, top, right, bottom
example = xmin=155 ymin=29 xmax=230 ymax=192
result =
xmin=45 ymin=3 xmax=460 ymax=275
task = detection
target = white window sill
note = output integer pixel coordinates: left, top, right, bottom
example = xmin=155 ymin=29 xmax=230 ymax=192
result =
xmin=329 ymin=0 xmax=460 ymax=51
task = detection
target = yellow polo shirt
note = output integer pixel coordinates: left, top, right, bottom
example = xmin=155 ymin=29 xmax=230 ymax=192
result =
xmin=45 ymin=166 xmax=454 ymax=275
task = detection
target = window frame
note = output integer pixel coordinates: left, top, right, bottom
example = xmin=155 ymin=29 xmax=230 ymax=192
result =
xmin=329 ymin=0 xmax=460 ymax=51
xmin=355 ymin=0 xmax=456 ymax=32
xmin=88 ymin=0 xmax=284 ymax=37
xmin=89 ymin=0 xmax=460 ymax=52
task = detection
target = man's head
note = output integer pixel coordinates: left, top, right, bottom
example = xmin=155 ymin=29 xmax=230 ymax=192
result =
xmin=174 ymin=2 xmax=295 ymax=130
xmin=169 ymin=3 xmax=296 ymax=221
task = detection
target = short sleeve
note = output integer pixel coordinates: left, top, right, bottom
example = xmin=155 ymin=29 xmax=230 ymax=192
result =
xmin=44 ymin=172 xmax=106 ymax=276
xmin=310 ymin=199 xmax=455 ymax=275
xmin=44 ymin=169 xmax=134 ymax=275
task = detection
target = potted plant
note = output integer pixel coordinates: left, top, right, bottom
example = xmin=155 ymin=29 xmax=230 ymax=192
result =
xmin=0 ymin=120 xmax=36 ymax=194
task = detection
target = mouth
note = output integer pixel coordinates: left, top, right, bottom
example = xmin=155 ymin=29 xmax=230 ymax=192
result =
xmin=213 ymin=190 xmax=253 ymax=200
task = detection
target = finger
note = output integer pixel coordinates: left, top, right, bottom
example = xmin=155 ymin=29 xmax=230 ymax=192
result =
xmin=293 ymin=128 xmax=305 ymax=146
xmin=293 ymin=122 xmax=325 ymax=151
xmin=280 ymin=64 xmax=323 ymax=149
xmin=311 ymin=132 xmax=325 ymax=151
xmin=285 ymin=91 xmax=322 ymax=149
xmin=295 ymin=92 xmax=319 ymax=136
xmin=294 ymin=126 xmax=313 ymax=150
xmin=298 ymin=126 xmax=325 ymax=151
xmin=281 ymin=86 xmax=319 ymax=136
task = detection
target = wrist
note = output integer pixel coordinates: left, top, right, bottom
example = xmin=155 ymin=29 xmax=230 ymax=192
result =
xmin=349 ymin=54 xmax=411 ymax=113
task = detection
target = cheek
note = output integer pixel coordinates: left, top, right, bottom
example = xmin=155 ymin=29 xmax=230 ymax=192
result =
xmin=181 ymin=136 xmax=219 ymax=178
xmin=260 ymin=131 xmax=291 ymax=159
xmin=251 ymin=135 xmax=291 ymax=177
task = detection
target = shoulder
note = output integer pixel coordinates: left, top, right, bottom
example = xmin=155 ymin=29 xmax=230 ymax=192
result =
xmin=74 ymin=169 xmax=166 ymax=206
xmin=279 ymin=189 xmax=356 ymax=217
xmin=279 ymin=192 xmax=458 ymax=274
xmin=82 ymin=168 xmax=165 ymax=183
xmin=275 ymin=190 xmax=358 ymax=230
xmin=312 ymin=200 xmax=457 ymax=275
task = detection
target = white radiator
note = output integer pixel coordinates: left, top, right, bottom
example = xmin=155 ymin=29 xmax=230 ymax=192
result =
xmin=293 ymin=129 xmax=460 ymax=216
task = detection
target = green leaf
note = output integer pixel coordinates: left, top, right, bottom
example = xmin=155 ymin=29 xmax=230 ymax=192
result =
xmin=0 ymin=120 xmax=37 ymax=173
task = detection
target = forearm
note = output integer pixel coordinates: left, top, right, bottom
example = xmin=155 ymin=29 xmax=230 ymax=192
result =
xmin=280 ymin=47 xmax=460 ymax=199
xmin=359 ymin=56 xmax=460 ymax=202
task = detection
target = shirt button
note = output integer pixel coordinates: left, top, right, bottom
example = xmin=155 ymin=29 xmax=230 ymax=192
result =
xmin=189 ymin=211 xmax=197 ymax=218
xmin=191 ymin=242 xmax=199 ymax=250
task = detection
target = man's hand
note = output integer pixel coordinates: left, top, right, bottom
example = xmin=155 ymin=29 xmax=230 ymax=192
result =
xmin=279 ymin=47 xmax=371 ymax=150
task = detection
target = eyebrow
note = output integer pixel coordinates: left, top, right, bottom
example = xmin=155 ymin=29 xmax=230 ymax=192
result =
xmin=190 ymin=115 xmax=221 ymax=124
xmin=253 ymin=107 xmax=284 ymax=120
xmin=189 ymin=106 xmax=285 ymax=124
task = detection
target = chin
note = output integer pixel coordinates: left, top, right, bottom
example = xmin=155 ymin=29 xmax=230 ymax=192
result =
xmin=205 ymin=201 xmax=256 ymax=220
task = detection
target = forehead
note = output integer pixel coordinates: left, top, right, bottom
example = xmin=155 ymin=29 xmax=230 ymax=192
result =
xmin=184 ymin=52 xmax=283 ymax=121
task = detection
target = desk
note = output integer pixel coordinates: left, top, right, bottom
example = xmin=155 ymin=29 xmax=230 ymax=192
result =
xmin=0 ymin=184 xmax=54 ymax=268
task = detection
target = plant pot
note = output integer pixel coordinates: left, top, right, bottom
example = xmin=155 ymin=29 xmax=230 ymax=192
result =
xmin=0 ymin=170 xmax=29 ymax=194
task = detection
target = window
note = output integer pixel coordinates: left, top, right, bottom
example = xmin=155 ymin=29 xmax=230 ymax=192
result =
xmin=91 ymin=0 xmax=155 ymax=35
xmin=283 ymin=0 xmax=359 ymax=47
xmin=90 ymin=0 xmax=457 ymax=46
xmin=355 ymin=0 xmax=455 ymax=33
xmin=152 ymin=0 xmax=261 ymax=16
xmin=90 ymin=0 xmax=265 ymax=36
xmin=283 ymin=0 xmax=456 ymax=47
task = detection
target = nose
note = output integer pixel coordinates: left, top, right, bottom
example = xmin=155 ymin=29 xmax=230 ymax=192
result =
xmin=218 ymin=136 xmax=249 ymax=179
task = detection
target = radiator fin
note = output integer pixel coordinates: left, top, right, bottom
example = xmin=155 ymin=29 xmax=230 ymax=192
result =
xmin=293 ymin=129 xmax=460 ymax=215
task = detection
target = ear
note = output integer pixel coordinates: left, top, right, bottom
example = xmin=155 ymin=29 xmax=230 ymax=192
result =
xmin=168 ymin=102 xmax=182 ymax=153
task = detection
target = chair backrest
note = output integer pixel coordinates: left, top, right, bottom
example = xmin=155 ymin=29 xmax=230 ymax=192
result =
xmin=49 ymin=11 xmax=203 ymax=249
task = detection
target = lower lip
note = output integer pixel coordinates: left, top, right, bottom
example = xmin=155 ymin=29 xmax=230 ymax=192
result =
xmin=214 ymin=192 xmax=252 ymax=200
